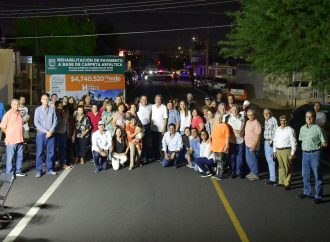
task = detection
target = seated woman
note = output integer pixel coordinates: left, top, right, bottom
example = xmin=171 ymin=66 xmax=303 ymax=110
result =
xmin=126 ymin=117 xmax=143 ymax=170
xmin=180 ymin=127 xmax=192 ymax=167
xmin=110 ymin=127 xmax=129 ymax=171
xmin=194 ymin=130 xmax=215 ymax=177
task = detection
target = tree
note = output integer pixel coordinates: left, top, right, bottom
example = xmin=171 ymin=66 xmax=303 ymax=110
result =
xmin=15 ymin=17 xmax=97 ymax=56
xmin=221 ymin=0 xmax=330 ymax=87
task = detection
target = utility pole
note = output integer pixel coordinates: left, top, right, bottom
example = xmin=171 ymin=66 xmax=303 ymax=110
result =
xmin=28 ymin=19 xmax=40 ymax=105
xmin=205 ymin=40 xmax=209 ymax=78
xmin=205 ymin=20 xmax=210 ymax=78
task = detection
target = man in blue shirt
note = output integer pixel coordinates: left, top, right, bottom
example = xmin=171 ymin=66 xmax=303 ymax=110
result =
xmin=188 ymin=128 xmax=200 ymax=171
xmin=34 ymin=95 xmax=58 ymax=178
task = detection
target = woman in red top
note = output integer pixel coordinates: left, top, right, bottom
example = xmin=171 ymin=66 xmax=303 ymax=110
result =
xmin=191 ymin=108 xmax=204 ymax=133
xmin=125 ymin=117 xmax=142 ymax=170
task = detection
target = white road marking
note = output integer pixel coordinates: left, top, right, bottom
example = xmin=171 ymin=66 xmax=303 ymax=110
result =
xmin=3 ymin=169 xmax=72 ymax=242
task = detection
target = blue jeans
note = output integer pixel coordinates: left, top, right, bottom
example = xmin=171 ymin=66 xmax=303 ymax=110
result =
xmin=245 ymin=147 xmax=259 ymax=175
xmin=229 ymin=143 xmax=244 ymax=176
xmin=6 ymin=143 xmax=24 ymax=174
xmin=302 ymin=150 xmax=322 ymax=199
xmin=194 ymin=157 xmax=215 ymax=174
xmin=93 ymin=150 xmax=108 ymax=171
xmin=162 ymin=151 xmax=179 ymax=167
xmin=36 ymin=133 xmax=55 ymax=173
xmin=264 ymin=141 xmax=276 ymax=182
xmin=55 ymin=133 xmax=67 ymax=165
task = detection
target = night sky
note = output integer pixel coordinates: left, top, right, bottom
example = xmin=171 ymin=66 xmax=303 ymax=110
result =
xmin=0 ymin=0 xmax=240 ymax=53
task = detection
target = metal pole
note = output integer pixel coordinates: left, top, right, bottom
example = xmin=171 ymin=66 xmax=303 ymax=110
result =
xmin=205 ymin=40 xmax=209 ymax=77
xmin=29 ymin=63 xmax=33 ymax=105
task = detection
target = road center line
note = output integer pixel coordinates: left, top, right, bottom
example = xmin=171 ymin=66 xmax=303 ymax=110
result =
xmin=210 ymin=178 xmax=250 ymax=242
xmin=3 ymin=169 xmax=72 ymax=242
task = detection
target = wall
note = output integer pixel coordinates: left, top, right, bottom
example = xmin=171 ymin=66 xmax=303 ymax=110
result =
xmin=0 ymin=49 xmax=14 ymax=104
xmin=232 ymin=64 xmax=265 ymax=99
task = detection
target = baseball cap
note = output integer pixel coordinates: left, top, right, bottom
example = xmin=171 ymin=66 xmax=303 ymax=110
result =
xmin=205 ymin=96 xmax=211 ymax=100
xmin=243 ymin=100 xmax=251 ymax=106
xmin=98 ymin=121 xmax=105 ymax=125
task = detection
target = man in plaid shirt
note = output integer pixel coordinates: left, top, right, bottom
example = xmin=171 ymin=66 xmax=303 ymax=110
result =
xmin=263 ymin=108 xmax=278 ymax=185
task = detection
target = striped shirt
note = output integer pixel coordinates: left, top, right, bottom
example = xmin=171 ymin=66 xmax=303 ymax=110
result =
xmin=264 ymin=116 xmax=278 ymax=141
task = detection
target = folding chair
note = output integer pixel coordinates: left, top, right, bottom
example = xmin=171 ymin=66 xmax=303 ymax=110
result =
xmin=0 ymin=173 xmax=14 ymax=220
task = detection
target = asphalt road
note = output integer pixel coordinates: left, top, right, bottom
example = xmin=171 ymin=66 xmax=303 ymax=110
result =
xmin=1 ymin=80 xmax=330 ymax=242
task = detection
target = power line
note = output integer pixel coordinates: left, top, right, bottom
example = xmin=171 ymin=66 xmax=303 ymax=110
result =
xmin=0 ymin=0 xmax=239 ymax=19
xmin=149 ymin=10 xmax=231 ymax=15
xmin=4 ymin=24 xmax=234 ymax=40
xmin=0 ymin=0 xmax=177 ymax=13
xmin=0 ymin=0 xmax=203 ymax=15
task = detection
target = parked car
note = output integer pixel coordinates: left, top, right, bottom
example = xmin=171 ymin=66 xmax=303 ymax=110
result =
xmin=125 ymin=71 xmax=137 ymax=86
xmin=225 ymin=83 xmax=248 ymax=101
xmin=176 ymin=69 xmax=189 ymax=79
xmin=193 ymin=76 xmax=209 ymax=89
xmin=290 ymin=102 xmax=330 ymax=137
xmin=146 ymin=69 xmax=173 ymax=82
xmin=207 ymin=77 xmax=228 ymax=91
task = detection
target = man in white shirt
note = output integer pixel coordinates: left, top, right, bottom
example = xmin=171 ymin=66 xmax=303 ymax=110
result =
xmin=227 ymin=104 xmax=245 ymax=178
xmin=314 ymin=102 xmax=327 ymax=128
xmin=151 ymin=94 xmax=168 ymax=161
xmin=137 ymin=95 xmax=152 ymax=163
xmin=161 ymin=123 xmax=182 ymax=168
xmin=92 ymin=121 xmax=112 ymax=172
xmin=273 ymin=115 xmax=297 ymax=190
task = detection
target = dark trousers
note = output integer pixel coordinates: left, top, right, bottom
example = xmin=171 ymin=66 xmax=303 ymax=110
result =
xmin=66 ymin=137 xmax=73 ymax=165
xmin=151 ymin=131 xmax=163 ymax=161
xmin=75 ymin=137 xmax=88 ymax=159
xmin=141 ymin=124 xmax=150 ymax=161
xmin=55 ymin=133 xmax=67 ymax=165
xmin=93 ymin=150 xmax=108 ymax=171
xmin=195 ymin=157 xmax=215 ymax=174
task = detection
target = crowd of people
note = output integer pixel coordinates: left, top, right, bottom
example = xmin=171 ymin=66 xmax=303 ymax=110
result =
xmin=0 ymin=91 xmax=328 ymax=204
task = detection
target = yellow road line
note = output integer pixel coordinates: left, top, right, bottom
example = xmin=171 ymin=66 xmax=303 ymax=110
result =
xmin=211 ymin=178 xmax=250 ymax=242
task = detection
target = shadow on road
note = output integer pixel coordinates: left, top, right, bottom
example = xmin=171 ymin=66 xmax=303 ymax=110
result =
xmin=6 ymin=237 xmax=50 ymax=242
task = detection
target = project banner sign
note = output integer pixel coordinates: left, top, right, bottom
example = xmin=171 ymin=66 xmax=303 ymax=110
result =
xmin=45 ymin=55 xmax=126 ymax=100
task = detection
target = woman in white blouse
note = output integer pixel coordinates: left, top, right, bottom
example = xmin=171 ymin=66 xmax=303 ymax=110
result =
xmin=179 ymin=100 xmax=192 ymax=135
xmin=194 ymin=130 xmax=215 ymax=177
